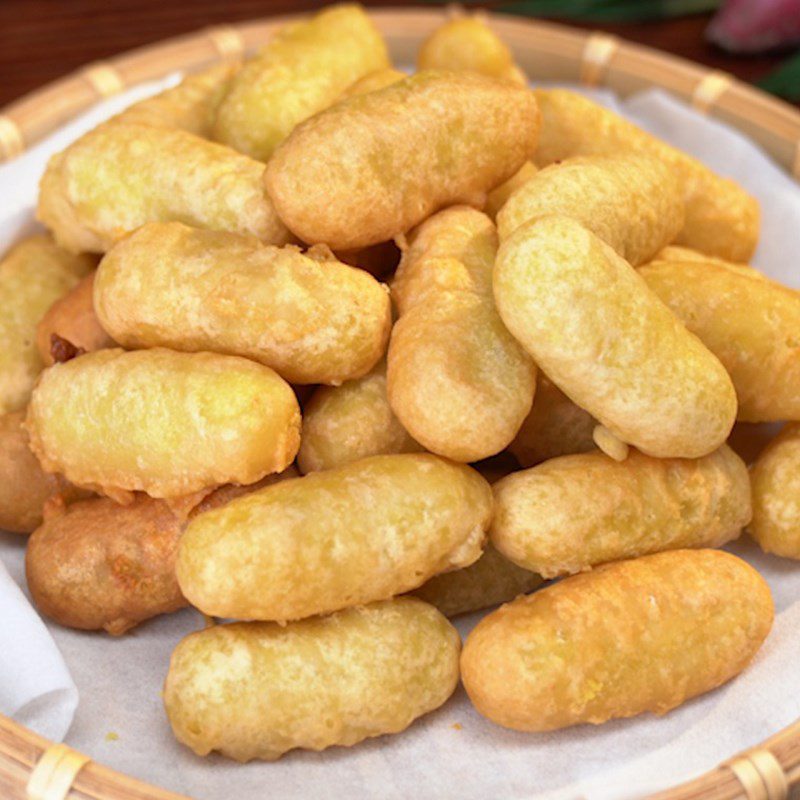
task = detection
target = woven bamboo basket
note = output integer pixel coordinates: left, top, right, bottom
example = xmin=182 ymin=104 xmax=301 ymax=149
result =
xmin=1 ymin=7 xmax=799 ymax=800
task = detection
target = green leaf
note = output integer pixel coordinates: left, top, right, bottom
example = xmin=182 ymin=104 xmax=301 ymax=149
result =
xmin=757 ymin=50 xmax=800 ymax=102
xmin=425 ymin=0 xmax=720 ymax=22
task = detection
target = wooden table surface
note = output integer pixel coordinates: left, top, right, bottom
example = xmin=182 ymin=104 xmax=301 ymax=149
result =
xmin=0 ymin=0 xmax=794 ymax=110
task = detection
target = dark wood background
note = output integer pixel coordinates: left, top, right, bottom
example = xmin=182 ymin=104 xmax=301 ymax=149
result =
xmin=0 ymin=0 xmax=793 ymax=109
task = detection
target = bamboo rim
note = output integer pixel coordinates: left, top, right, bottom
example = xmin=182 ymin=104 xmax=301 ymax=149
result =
xmin=0 ymin=7 xmax=799 ymax=800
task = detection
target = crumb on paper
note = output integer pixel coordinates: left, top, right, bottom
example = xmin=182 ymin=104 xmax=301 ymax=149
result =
xmin=451 ymin=723 xmax=462 ymax=731
xmin=105 ymin=731 xmax=119 ymax=742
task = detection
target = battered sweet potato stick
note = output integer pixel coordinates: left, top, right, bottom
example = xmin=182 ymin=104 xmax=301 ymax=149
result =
xmin=265 ymin=71 xmax=540 ymax=250
xmin=533 ymin=88 xmax=759 ymax=262
xmin=213 ymin=4 xmax=389 ymax=160
xmin=462 ymin=549 xmax=773 ymax=731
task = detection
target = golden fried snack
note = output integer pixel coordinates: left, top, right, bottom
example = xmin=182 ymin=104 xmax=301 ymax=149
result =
xmin=461 ymin=549 xmax=773 ymax=731
xmin=265 ymin=71 xmax=540 ymax=250
xmin=213 ymin=4 xmax=389 ymax=160
xmin=94 ymin=223 xmax=391 ymax=385
xmin=388 ymin=207 xmax=535 ymax=461
xmin=164 ymin=597 xmax=460 ymax=761
xmin=25 ymin=348 xmax=300 ymax=501
xmin=491 ymin=445 xmax=750 ymax=578
xmin=342 ymin=67 xmax=406 ymax=97
xmin=639 ymin=256 xmax=800 ymax=422
xmin=25 ymin=469 xmax=297 ymax=635
xmin=112 ymin=63 xmax=237 ymax=136
xmin=0 ymin=235 xmax=94 ymax=414
xmin=177 ymin=453 xmax=492 ymax=621
xmin=508 ymin=376 xmax=597 ymax=467
xmin=533 ymin=89 xmax=759 ymax=262
xmin=297 ymin=360 xmax=421 ymax=473
xmin=36 ymin=272 xmax=114 ymax=366
xmin=0 ymin=411 xmax=88 ymax=534
xmin=494 ymin=216 xmax=737 ymax=458
xmin=750 ymin=423 xmax=800 ymax=558
xmin=38 ymin=123 xmax=290 ymax=254
xmin=497 ymin=155 xmax=684 ymax=266
xmin=484 ymin=162 xmax=538 ymax=220
xmin=417 ymin=15 xmax=526 ymax=85
xmin=411 ymin=544 xmax=541 ymax=618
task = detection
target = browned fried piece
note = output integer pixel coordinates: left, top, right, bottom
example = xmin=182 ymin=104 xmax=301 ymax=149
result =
xmin=25 ymin=470 xmax=296 ymax=634
xmin=36 ymin=272 xmax=114 ymax=366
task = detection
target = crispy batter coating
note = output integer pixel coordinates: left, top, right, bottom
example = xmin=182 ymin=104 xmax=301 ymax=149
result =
xmin=297 ymin=360 xmax=421 ymax=473
xmin=509 ymin=376 xmax=597 ymax=468
xmin=750 ymin=423 xmax=800 ymax=558
xmin=484 ymin=162 xmax=538 ymax=220
xmin=25 ymin=348 xmax=300 ymax=501
xmin=37 ymin=123 xmax=290 ymax=253
xmin=0 ymin=235 xmax=94 ymax=414
xmin=112 ymin=63 xmax=237 ymax=136
xmin=461 ymin=549 xmax=773 ymax=731
xmin=417 ymin=16 xmax=526 ymax=85
xmin=94 ymin=222 xmax=391 ymax=385
xmin=213 ymin=4 xmax=389 ymax=160
xmin=497 ymin=155 xmax=685 ymax=266
xmin=177 ymin=454 xmax=492 ymax=621
xmin=494 ymin=216 xmax=737 ymax=458
xmin=36 ymin=272 xmax=114 ymax=366
xmin=164 ymin=598 xmax=460 ymax=761
xmin=411 ymin=544 xmax=541 ymax=617
xmin=265 ymin=71 xmax=540 ymax=250
xmin=491 ymin=445 xmax=750 ymax=578
xmin=533 ymin=89 xmax=759 ymax=262
xmin=388 ymin=207 xmax=535 ymax=461
xmin=640 ymin=256 xmax=800 ymax=422
xmin=0 ymin=411 xmax=88 ymax=534
xmin=342 ymin=67 xmax=406 ymax=97
xmin=25 ymin=470 xmax=297 ymax=635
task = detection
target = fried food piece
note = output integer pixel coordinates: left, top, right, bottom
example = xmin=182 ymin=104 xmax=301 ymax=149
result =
xmin=0 ymin=411 xmax=88 ymax=534
xmin=0 ymin=234 xmax=94 ymax=414
xmin=94 ymin=223 xmax=391 ymax=385
xmin=25 ymin=469 xmax=297 ymax=634
xmin=342 ymin=67 xmax=406 ymax=97
xmin=388 ymin=207 xmax=535 ymax=461
xmin=411 ymin=544 xmax=541 ymax=618
xmin=36 ymin=272 xmax=114 ymax=366
xmin=750 ymin=423 xmax=800 ymax=558
xmin=177 ymin=454 xmax=492 ymax=621
xmin=494 ymin=216 xmax=737 ymax=458
xmin=297 ymin=360 xmax=421 ymax=473
xmin=213 ymin=4 xmax=389 ymax=160
xmin=484 ymin=162 xmax=538 ymax=220
xmin=497 ymin=155 xmax=684 ymax=266
xmin=112 ymin=63 xmax=237 ymax=136
xmin=509 ymin=376 xmax=597 ymax=467
xmin=533 ymin=89 xmax=759 ymax=262
xmin=265 ymin=71 xmax=540 ymax=250
xmin=38 ymin=124 xmax=290 ymax=254
xmin=164 ymin=598 xmax=460 ymax=761
xmin=492 ymin=445 xmax=750 ymax=577
xmin=640 ymin=255 xmax=800 ymax=422
xmin=25 ymin=348 xmax=300 ymax=501
xmin=417 ymin=15 xmax=526 ymax=85
xmin=461 ymin=549 xmax=773 ymax=731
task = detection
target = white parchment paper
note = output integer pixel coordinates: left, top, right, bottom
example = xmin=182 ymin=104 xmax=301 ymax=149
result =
xmin=1 ymin=75 xmax=799 ymax=800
